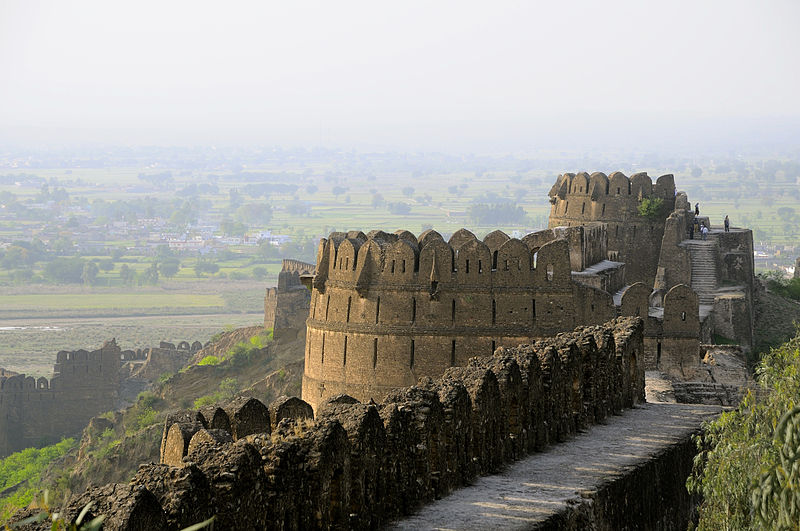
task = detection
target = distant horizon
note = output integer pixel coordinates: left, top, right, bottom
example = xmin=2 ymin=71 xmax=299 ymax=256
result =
xmin=2 ymin=111 xmax=800 ymax=158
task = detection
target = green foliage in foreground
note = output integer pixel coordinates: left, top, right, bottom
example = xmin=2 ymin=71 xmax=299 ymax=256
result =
xmin=0 ymin=438 xmax=76 ymax=522
xmin=688 ymin=328 xmax=800 ymax=529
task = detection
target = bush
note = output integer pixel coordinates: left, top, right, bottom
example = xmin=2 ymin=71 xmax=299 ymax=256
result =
xmin=688 ymin=328 xmax=800 ymax=529
xmin=198 ymin=355 xmax=220 ymax=366
xmin=193 ymin=377 xmax=239 ymax=408
xmin=637 ymin=197 xmax=664 ymax=220
xmin=0 ymin=438 xmax=76 ymax=520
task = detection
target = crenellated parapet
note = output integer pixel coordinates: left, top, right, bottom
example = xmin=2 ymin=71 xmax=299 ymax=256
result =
xmin=0 ymin=339 xmax=122 ymax=457
xmin=56 ymin=318 xmax=644 ymax=531
xmin=303 ymin=228 xmax=622 ymax=411
xmin=548 ymin=171 xmax=676 ymax=286
xmin=265 ymin=259 xmax=317 ymax=340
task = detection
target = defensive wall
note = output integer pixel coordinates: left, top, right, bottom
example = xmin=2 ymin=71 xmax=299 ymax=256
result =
xmin=548 ymin=171 xmax=676 ymax=286
xmin=0 ymin=339 xmax=204 ymax=457
xmin=264 ymin=258 xmax=315 ymax=341
xmin=24 ymin=318 xmax=656 ymax=530
xmin=300 ymin=224 xmax=701 ymax=411
xmin=301 ymin=227 xmax=636 ymax=410
xmin=0 ymin=340 xmax=120 ymax=456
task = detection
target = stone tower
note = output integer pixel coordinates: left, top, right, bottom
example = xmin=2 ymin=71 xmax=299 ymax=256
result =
xmin=547 ymin=171 xmax=676 ymax=286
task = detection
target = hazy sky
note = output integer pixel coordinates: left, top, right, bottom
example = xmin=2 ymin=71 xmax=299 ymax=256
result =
xmin=1 ymin=0 xmax=799 ymax=151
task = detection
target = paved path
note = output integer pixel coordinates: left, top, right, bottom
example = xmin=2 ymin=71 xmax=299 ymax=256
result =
xmin=391 ymin=402 xmax=720 ymax=530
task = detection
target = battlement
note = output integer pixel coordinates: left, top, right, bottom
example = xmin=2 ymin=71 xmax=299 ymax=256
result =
xmin=549 ymin=171 xmax=676 ymax=208
xmin=303 ymin=227 xmax=629 ymax=410
xmin=70 ymin=318 xmax=644 ymax=530
xmin=312 ymin=227 xmax=599 ymax=292
xmin=548 ymin=171 xmax=676 ymax=285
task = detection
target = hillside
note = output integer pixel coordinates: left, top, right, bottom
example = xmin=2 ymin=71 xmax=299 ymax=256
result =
xmin=2 ymin=327 xmax=305 ymax=517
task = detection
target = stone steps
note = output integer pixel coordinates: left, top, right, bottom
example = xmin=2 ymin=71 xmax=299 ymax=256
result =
xmin=683 ymin=239 xmax=718 ymax=305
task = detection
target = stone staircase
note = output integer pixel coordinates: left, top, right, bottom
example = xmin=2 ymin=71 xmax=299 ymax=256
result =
xmin=684 ymin=239 xmax=717 ymax=305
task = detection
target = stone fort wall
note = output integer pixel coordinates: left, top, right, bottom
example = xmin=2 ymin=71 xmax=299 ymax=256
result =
xmin=38 ymin=318 xmax=644 ymax=530
xmin=548 ymin=171 xmax=676 ymax=285
xmin=264 ymin=259 xmax=315 ymax=341
xmin=0 ymin=340 xmax=120 ymax=456
xmin=302 ymin=227 xmax=631 ymax=410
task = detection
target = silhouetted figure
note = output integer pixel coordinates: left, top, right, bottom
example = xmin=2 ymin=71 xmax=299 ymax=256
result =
xmin=695 ymin=203 xmax=700 ymax=216
xmin=724 ymin=215 xmax=730 ymax=232
xmin=688 ymin=222 xmax=695 ymax=240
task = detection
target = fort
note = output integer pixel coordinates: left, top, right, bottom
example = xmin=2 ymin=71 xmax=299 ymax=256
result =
xmin=0 ymin=339 xmax=203 ymax=457
xmin=27 ymin=318 xmax=692 ymax=530
xmin=264 ymin=258 xmax=316 ymax=341
xmin=300 ymin=171 xmax=755 ymax=411
xmin=11 ymin=171 xmax=760 ymax=528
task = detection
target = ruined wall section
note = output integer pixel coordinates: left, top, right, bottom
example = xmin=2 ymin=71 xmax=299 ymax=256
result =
xmin=548 ymin=171 xmax=676 ymax=286
xmin=655 ymin=200 xmax=693 ymax=292
xmin=0 ymin=340 xmax=121 ymax=456
xmin=522 ymin=223 xmax=608 ymax=272
xmin=303 ymin=229 xmax=617 ymax=410
xmin=264 ymin=259 xmax=315 ymax=341
xmin=46 ymin=319 xmax=644 ymax=531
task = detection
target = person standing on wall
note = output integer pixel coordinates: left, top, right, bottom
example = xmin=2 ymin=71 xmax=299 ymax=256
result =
xmin=695 ymin=203 xmax=700 ymax=216
xmin=724 ymin=215 xmax=730 ymax=232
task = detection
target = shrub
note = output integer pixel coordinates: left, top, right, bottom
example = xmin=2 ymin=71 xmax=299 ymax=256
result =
xmin=688 ymin=328 xmax=800 ymax=529
xmin=0 ymin=438 xmax=76 ymax=520
xmin=198 ymin=355 xmax=220 ymax=366
xmin=637 ymin=197 xmax=664 ymax=219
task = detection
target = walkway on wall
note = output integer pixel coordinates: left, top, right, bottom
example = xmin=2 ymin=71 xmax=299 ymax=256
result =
xmin=684 ymin=238 xmax=718 ymax=306
xmin=391 ymin=403 xmax=719 ymax=530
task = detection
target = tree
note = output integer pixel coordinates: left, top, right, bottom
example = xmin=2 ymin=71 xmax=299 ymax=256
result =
xmin=688 ymin=329 xmax=800 ymax=529
xmin=81 ymin=261 xmax=99 ymax=286
xmin=98 ymin=259 xmax=115 ymax=272
xmin=252 ymin=266 xmax=268 ymax=280
xmin=158 ymin=259 xmax=180 ymax=278
xmin=119 ymin=264 xmax=136 ymax=286
xmin=402 ymin=186 xmax=415 ymax=197
xmin=220 ymin=218 xmax=248 ymax=237
xmin=777 ymin=206 xmax=796 ymax=222
xmin=387 ymin=202 xmax=411 ymax=215
xmin=332 ymin=186 xmax=347 ymax=197
xmin=44 ymin=258 xmax=85 ymax=284
xmin=195 ymin=260 xmax=219 ymax=277
xmin=139 ymin=262 xmax=159 ymax=285
xmin=234 ymin=203 xmax=273 ymax=225
xmin=467 ymin=203 xmax=526 ymax=225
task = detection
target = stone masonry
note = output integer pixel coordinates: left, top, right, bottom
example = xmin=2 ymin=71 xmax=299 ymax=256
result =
xmin=19 ymin=318 xmax=645 ymax=530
